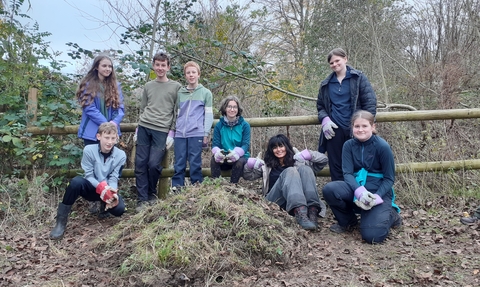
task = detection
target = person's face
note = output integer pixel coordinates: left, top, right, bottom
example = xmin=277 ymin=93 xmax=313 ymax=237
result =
xmin=225 ymin=100 xmax=238 ymax=119
xmin=153 ymin=60 xmax=170 ymax=80
xmin=329 ymin=55 xmax=347 ymax=74
xmin=97 ymin=58 xmax=113 ymax=81
xmin=185 ymin=66 xmax=199 ymax=85
xmin=353 ymin=118 xmax=375 ymax=142
xmin=96 ymin=131 xmax=118 ymax=153
xmin=272 ymin=144 xmax=287 ymax=160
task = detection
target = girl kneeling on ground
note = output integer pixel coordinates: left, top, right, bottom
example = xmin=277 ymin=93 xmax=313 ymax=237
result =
xmin=322 ymin=110 xmax=402 ymax=243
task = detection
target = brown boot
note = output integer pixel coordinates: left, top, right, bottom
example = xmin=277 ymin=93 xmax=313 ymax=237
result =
xmin=293 ymin=206 xmax=316 ymax=230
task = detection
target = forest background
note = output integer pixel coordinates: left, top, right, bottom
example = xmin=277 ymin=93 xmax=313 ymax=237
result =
xmin=0 ymin=0 xmax=480 ymax=285
xmin=2 ymin=0 xmax=480 ymax=237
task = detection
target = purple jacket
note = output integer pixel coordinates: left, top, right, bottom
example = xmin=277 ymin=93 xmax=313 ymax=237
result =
xmin=77 ymin=82 xmax=125 ymax=141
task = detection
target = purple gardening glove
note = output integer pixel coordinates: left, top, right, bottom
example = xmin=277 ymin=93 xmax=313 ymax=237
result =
xmin=226 ymin=147 xmax=245 ymax=163
xmin=246 ymin=152 xmax=264 ymax=169
xmin=165 ymin=130 xmax=175 ymax=150
xmin=293 ymin=147 xmax=312 ymax=163
xmin=212 ymin=147 xmax=226 ymax=163
xmin=354 ymin=186 xmax=384 ymax=210
xmin=322 ymin=116 xmax=338 ymax=140
xmin=366 ymin=192 xmax=384 ymax=207
xmin=354 ymin=186 xmax=373 ymax=210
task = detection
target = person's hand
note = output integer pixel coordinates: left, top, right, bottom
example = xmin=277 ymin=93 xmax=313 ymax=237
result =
xmin=293 ymin=147 xmax=312 ymax=163
xmin=105 ymin=192 xmax=119 ymax=210
xmin=133 ymin=127 xmax=138 ymax=142
xmin=354 ymin=186 xmax=373 ymax=210
xmin=246 ymin=152 xmax=264 ymax=169
xmin=212 ymin=147 xmax=226 ymax=163
xmin=226 ymin=147 xmax=245 ymax=163
xmin=354 ymin=186 xmax=384 ymax=210
xmin=322 ymin=117 xmax=338 ymax=140
xmin=366 ymin=192 xmax=384 ymax=207
xmin=165 ymin=130 xmax=175 ymax=150
xmin=96 ymin=181 xmax=118 ymax=205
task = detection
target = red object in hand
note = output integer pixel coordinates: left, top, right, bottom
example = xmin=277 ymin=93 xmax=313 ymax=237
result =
xmin=96 ymin=181 xmax=108 ymax=195
xmin=96 ymin=181 xmax=116 ymax=203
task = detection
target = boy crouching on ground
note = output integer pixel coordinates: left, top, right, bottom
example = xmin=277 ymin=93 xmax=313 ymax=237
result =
xmin=50 ymin=122 xmax=126 ymax=240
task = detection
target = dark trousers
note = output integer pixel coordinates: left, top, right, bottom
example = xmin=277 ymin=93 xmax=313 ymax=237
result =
xmin=62 ymin=176 xmax=125 ymax=216
xmin=134 ymin=126 xmax=167 ymax=202
xmin=172 ymin=137 xmax=204 ymax=187
xmin=210 ymin=156 xmax=247 ymax=184
xmin=325 ymin=127 xmax=351 ymax=181
xmin=323 ymin=180 xmax=396 ymax=243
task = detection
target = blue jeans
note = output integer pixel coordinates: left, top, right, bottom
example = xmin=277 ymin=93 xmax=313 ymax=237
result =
xmin=134 ymin=126 xmax=167 ymax=202
xmin=266 ymin=165 xmax=324 ymax=215
xmin=62 ymin=176 xmax=125 ymax=216
xmin=323 ymin=180 xmax=396 ymax=243
xmin=172 ymin=137 xmax=204 ymax=187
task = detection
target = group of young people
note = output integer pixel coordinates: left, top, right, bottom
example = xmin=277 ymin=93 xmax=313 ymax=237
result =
xmin=53 ymin=47 xmax=459 ymax=245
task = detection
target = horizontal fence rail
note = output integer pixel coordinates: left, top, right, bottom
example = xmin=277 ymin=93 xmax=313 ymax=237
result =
xmin=26 ymin=108 xmax=480 ymax=135
xmin=22 ymin=159 xmax=480 ymax=179
xmin=22 ymin=108 xmax=480 ymax=198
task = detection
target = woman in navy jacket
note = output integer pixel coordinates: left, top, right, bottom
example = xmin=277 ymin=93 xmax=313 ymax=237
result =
xmin=76 ymin=55 xmax=125 ymax=146
xmin=322 ymin=110 xmax=401 ymax=243
xmin=317 ymin=48 xmax=376 ymax=181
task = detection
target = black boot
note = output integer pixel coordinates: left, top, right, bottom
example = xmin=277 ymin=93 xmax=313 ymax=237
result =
xmin=294 ymin=206 xmax=316 ymax=230
xmin=98 ymin=202 xmax=111 ymax=219
xmin=49 ymin=203 xmax=72 ymax=240
xmin=307 ymin=206 xmax=319 ymax=229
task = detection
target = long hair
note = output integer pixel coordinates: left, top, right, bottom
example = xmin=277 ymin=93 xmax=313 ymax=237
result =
xmin=264 ymin=134 xmax=295 ymax=168
xmin=75 ymin=55 xmax=121 ymax=109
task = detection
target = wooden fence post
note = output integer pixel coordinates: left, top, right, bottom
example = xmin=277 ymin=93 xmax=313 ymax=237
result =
xmin=27 ymin=88 xmax=38 ymax=127
xmin=157 ymin=149 xmax=172 ymax=199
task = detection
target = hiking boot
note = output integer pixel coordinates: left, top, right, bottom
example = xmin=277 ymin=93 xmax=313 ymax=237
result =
xmin=460 ymin=216 xmax=479 ymax=225
xmin=88 ymin=201 xmax=101 ymax=214
xmin=170 ymin=186 xmax=182 ymax=194
xmin=391 ymin=210 xmax=402 ymax=228
xmin=135 ymin=200 xmax=149 ymax=213
xmin=98 ymin=202 xmax=111 ymax=219
xmin=148 ymin=194 xmax=158 ymax=205
xmin=294 ymin=206 xmax=316 ymax=230
xmin=329 ymin=223 xmax=356 ymax=234
xmin=307 ymin=206 xmax=319 ymax=229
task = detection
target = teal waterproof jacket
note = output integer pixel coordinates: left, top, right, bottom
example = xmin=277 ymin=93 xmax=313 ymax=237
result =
xmin=212 ymin=116 xmax=251 ymax=158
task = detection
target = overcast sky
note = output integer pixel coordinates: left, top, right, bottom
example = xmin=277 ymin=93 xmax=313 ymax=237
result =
xmin=23 ymin=0 xmax=123 ymax=74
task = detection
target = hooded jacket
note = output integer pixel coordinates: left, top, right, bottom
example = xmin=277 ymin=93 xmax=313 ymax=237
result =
xmin=212 ymin=116 xmax=251 ymax=158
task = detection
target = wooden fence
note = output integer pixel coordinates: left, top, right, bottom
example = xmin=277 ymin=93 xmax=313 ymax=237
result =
xmin=25 ymin=108 xmax=480 ymax=198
